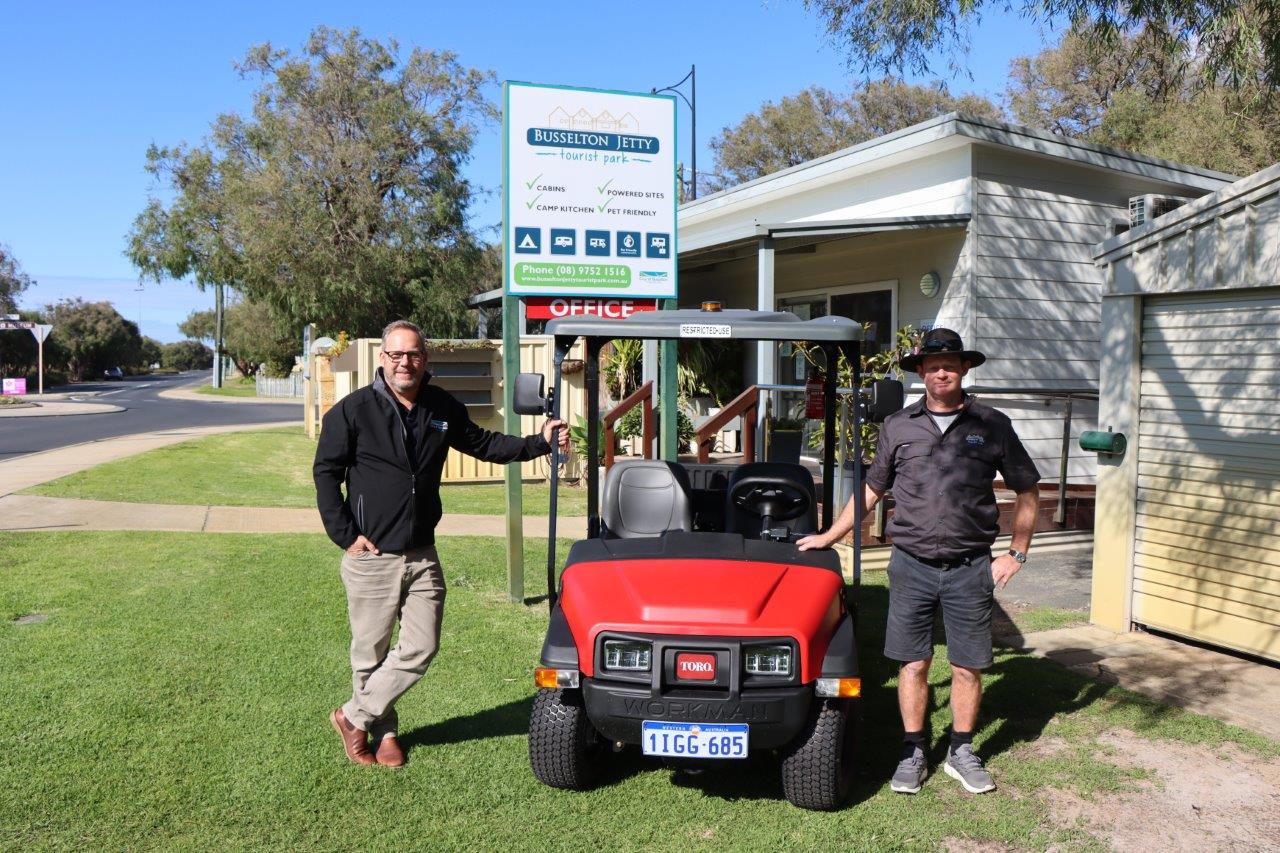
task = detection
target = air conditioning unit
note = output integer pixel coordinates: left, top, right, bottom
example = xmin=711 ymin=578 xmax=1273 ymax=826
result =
xmin=1128 ymin=194 xmax=1193 ymax=228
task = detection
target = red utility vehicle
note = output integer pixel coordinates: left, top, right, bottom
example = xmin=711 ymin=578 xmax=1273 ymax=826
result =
xmin=516 ymin=308 xmax=901 ymax=810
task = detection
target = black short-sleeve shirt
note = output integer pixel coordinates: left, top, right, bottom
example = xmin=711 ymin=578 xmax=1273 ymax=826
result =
xmin=864 ymin=394 xmax=1040 ymax=561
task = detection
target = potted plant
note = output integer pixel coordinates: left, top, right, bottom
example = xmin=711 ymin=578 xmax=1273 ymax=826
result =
xmin=768 ymin=414 xmax=806 ymax=464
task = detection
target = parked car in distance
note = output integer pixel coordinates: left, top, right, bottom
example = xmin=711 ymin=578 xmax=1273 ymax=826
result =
xmin=103 ymin=367 xmax=124 ymax=381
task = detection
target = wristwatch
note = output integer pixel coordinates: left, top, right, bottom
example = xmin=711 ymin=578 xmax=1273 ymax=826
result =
xmin=1007 ymin=548 xmax=1028 ymax=564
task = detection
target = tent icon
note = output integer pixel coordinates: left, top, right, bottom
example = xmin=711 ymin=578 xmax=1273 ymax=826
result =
xmin=514 ymin=227 xmax=541 ymax=254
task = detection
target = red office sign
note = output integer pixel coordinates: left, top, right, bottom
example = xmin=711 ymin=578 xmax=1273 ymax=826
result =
xmin=524 ymin=297 xmax=658 ymax=321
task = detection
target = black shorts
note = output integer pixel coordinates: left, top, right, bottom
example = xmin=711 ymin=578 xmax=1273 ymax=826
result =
xmin=884 ymin=546 xmax=995 ymax=670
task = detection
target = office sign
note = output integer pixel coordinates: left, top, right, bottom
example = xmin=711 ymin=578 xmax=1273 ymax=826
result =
xmin=523 ymin=296 xmax=658 ymax=320
xmin=504 ymin=81 xmax=677 ymax=299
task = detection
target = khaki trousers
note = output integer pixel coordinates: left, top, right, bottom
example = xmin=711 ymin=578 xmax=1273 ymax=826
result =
xmin=339 ymin=545 xmax=446 ymax=734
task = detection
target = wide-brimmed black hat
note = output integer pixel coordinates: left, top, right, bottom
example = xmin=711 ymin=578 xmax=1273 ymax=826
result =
xmin=899 ymin=327 xmax=986 ymax=371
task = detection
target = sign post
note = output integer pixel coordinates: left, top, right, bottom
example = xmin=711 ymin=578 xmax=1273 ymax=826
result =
xmin=0 ymin=320 xmax=53 ymax=395
xmin=502 ymin=81 xmax=679 ymax=602
xmin=32 ymin=324 xmax=52 ymax=395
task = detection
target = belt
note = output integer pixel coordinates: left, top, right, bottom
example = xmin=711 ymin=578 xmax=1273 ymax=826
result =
xmin=898 ymin=547 xmax=988 ymax=571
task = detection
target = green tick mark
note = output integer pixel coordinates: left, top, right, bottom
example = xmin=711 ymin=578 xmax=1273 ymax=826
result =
xmin=525 ymin=174 xmax=542 ymax=189
xmin=597 ymin=178 xmax=614 ymax=194
xmin=526 ymin=193 xmax=543 ymax=209
xmin=598 ymin=199 xmax=614 ymax=212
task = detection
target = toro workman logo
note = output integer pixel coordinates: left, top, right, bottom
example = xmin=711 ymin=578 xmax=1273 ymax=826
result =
xmin=675 ymin=652 xmax=716 ymax=681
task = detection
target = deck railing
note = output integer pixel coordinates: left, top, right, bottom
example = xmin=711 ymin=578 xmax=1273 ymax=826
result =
xmin=602 ymin=380 xmax=655 ymax=469
xmin=693 ymin=385 xmax=759 ymax=463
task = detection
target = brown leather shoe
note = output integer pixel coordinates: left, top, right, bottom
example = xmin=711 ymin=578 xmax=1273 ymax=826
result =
xmin=374 ymin=734 xmax=406 ymax=768
xmin=330 ymin=708 xmax=375 ymax=765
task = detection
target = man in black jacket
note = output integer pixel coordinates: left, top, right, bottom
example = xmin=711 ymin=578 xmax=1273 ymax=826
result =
xmin=314 ymin=319 xmax=567 ymax=767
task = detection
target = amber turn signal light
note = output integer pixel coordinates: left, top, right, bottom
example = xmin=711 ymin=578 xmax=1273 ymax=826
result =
xmin=815 ymin=677 xmax=862 ymax=698
xmin=535 ymin=667 xmax=580 ymax=689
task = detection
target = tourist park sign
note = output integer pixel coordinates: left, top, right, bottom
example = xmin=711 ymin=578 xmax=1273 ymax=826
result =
xmin=503 ymin=81 xmax=677 ymax=300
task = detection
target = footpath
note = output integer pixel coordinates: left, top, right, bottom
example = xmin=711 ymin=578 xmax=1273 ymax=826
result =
xmin=0 ymin=390 xmax=123 ymax=417
xmin=0 ymin=423 xmax=582 ymax=539
xmin=1 ymin=422 xmax=1277 ymax=741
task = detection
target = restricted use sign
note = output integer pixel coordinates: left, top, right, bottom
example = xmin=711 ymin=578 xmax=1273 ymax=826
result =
xmin=503 ymin=81 xmax=678 ymax=299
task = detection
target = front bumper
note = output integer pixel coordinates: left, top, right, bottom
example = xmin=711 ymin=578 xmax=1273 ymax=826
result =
xmin=582 ymin=678 xmax=813 ymax=749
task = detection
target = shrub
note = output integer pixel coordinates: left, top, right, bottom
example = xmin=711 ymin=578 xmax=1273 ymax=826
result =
xmin=161 ymin=340 xmax=213 ymax=371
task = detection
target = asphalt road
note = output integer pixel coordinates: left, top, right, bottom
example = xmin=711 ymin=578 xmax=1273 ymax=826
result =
xmin=0 ymin=373 xmax=301 ymax=461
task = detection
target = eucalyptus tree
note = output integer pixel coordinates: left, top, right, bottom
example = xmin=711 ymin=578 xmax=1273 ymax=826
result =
xmin=128 ymin=26 xmax=497 ymax=340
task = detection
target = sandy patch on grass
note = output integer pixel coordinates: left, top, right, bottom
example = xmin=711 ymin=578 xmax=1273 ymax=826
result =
xmin=940 ymin=839 xmax=1017 ymax=852
xmin=1040 ymin=729 xmax=1280 ymax=851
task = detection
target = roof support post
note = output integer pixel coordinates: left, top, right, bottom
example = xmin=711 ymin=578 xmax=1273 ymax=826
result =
xmin=660 ymin=298 xmax=678 ymax=461
xmin=585 ymin=337 xmax=602 ymax=539
xmin=756 ymin=236 xmax=775 ymax=460
xmin=820 ymin=344 xmax=838 ymax=530
xmin=502 ymin=293 xmax=524 ymax=603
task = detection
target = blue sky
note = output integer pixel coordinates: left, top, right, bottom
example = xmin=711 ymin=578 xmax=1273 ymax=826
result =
xmin=1 ymin=1 xmax=1060 ymax=341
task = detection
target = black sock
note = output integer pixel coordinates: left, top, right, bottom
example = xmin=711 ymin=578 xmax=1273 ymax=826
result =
xmin=950 ymin=729 xmax=974 ymax=749
xmin=903 ymin=730 xmax=926 ymax=748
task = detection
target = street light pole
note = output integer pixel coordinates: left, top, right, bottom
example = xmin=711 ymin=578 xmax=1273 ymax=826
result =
xmin=213 ymin=281 xmax=224 ymax=388
xmin=650 ymin=66 xmax=697 ymax=460
xmin=134 ymin=282 xmax=144 ymax=338
xmin=652 ymin=65 xmax=697 ymax=200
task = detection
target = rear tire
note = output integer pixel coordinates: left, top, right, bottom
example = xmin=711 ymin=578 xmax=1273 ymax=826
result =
xmin=780 ymin=697 xmax=855 ymax=810
xmin=528 ymin=688 xmax=604 ymax=790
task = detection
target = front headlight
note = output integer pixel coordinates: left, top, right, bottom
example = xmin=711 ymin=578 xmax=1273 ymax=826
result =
xmin=604 ymin=640 xmax=652 ymax=671
xmin=744 ymin=644 xmax=792 ymax=677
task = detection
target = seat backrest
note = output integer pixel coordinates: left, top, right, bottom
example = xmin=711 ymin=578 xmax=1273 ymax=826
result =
xmin=723 ymin=461 xmax=818 ymax=539
xmin=602 ymin=460 xmax=693 ymax=539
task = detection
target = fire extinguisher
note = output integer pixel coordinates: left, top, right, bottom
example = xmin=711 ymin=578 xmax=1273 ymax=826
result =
xmin=805 ymin=369 xmax=824 ymax=419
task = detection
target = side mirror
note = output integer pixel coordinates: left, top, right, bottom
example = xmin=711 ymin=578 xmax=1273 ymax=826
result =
xmin=513 ymin=372 xmax=548 ymax=415
xmin=863 ymin=378 xmax=904 ymax=424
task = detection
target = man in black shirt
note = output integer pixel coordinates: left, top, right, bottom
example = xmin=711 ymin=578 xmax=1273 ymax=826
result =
xmin=799 ymin=328 xmax=1040 ymax=795
xmin=314 ymin=319 xmax=567 ymax=767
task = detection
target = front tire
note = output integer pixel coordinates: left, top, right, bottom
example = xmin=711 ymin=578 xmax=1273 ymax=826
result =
xmin=780 ymin=697 xmax=856 ymax=810
xmin=528 ymin=688 xmax=604 ymax=790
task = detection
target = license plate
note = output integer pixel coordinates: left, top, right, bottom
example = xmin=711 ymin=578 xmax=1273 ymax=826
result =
xmin=641 ymin=721 xmax=748 ymax=759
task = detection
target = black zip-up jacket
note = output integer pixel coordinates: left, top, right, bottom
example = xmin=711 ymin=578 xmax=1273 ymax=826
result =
xmin=314 ymin=369 xmax=550 ymax=551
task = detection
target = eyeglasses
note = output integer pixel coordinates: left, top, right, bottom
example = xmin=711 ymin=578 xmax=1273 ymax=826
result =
xmin=382 ymin=350 xmax=426 ymax=363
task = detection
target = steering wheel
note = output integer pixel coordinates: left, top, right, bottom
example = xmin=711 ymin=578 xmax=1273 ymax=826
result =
xmin=728 ymin=476 xmax=813 ymax=523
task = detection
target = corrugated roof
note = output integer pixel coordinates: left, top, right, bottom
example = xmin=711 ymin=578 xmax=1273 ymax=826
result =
xmin=680 ymin=113 xmax=1236 ymax=218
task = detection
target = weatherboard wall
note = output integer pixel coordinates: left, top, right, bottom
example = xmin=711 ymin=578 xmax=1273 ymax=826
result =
xmin=967 ymin=147 xmax=1224 ymax=483
xmin=1091 ymin=161 xmax=1280 ymax=660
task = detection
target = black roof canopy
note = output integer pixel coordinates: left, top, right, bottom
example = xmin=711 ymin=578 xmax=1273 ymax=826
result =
xmin=545 ymin=309 xmax=863 ymax=343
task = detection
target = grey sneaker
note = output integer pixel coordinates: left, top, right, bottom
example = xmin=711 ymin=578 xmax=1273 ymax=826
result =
xmin=890 ymin=742 xmax=927 ymax=794
xmin=943 ymin=743 xmax=996 ymax=793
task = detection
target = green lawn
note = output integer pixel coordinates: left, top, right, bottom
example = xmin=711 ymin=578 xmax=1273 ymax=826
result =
xmin=25 ymin=427 xmax=590 ymax=515
xmin=1 ymin=531 xmax=1271 ymax=850
xmin=28 ymin=428 xmax=319 ymax=507
xmin=197 ymin=376 xmax=259 ymax=397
